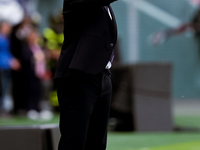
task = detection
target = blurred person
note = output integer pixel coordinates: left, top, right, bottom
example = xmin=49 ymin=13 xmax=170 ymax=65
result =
xmin=0 ymin=21 xmax=21 ymax=116
xmin=150 ymin=5 xmax=200 ymax=46
xmin=10 ymin=18 xmax=33 ymax=115
xmin=25 ymin=28 xmax=46 ymax=119
xmin=150 ymin=23 xmax=194 ymax=46
xmin=55 ymin=0 xmax=118 ymax=150
xmin=10 ymin=18 xmax=50 ymax=119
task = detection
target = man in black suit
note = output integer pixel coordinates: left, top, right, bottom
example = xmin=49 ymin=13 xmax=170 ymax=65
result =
xmin=55 ymin=0 xmax=118 ymax=150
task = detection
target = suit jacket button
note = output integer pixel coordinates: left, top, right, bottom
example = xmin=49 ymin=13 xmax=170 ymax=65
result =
xmin=110 ymin=43 xmax=114 ymax=48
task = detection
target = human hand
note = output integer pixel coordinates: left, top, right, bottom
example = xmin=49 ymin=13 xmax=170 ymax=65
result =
xmin=9 ymin=58 xmax=21 ymax=71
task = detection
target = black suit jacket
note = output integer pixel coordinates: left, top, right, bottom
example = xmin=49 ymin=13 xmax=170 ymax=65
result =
xmin=54 ymin=0 xmax=118 ymax=78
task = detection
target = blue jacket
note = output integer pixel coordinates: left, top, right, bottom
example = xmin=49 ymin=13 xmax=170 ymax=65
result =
xmin=0 ymin=34 xmax=13 ymax=69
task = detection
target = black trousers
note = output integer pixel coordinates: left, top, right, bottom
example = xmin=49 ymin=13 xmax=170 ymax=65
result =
xmin=56 ymin=70 xmax=112 ymax=150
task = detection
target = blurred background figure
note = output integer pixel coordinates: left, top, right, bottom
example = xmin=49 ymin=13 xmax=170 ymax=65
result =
xmin=10 ymin=18 xmax=33 ymax=116
xmin=24 ymin=27 xmax=46 ymax=120
xmin=10 ymin=17 xmax=52 ymax=120
xmin=0 ymin=21 xmax=21 ymax=116
xmin=150 ymin=0 xmax=200 ymax=46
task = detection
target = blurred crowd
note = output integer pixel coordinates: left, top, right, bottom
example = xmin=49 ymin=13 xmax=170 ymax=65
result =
xmin=0 ymin=0 xmax=63 ymax=120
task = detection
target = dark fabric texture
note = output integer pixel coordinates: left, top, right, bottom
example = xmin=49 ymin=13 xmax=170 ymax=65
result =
xmin=56 ymin=71 xmax=112 ymax=150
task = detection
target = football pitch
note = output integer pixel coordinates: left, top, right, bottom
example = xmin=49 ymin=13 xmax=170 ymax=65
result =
xmin=107 ymin=132 xmax=200 ymax=150
xmin=107 ymin=115 xmax=200 ymax=150
xmin=0 ymin=114 xmax=200 ymax=150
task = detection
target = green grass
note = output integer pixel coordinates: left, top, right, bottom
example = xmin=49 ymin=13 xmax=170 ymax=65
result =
xmin=174 ymin=115 xmax=200 ymax=128
xmin=0 ymin=113 xmax=60 ymax=126
xmin=107 ymin=132 xmax=200 ymax=150
xmin=106 ymin=115 xmax=200 ymax=150
xmin=1 ymin=114 xmax=200 ymax=128
xmin=148 ymin=140 xmax=200 ymax=150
